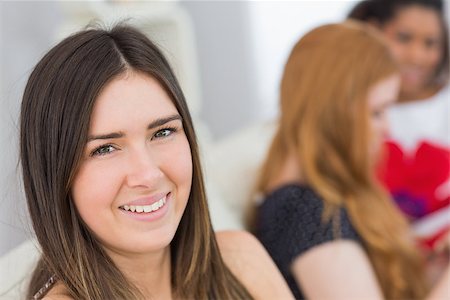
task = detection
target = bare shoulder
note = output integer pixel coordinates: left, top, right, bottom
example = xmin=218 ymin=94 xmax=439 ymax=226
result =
xmin=42 ymin=296 xmax=73 ymax=300
xmin=216 ymin=230 xmax=276 ymax=270
xmin=41 ymin=283 xmax=73 ymax=300
xmin=292 ymin=240 xmax=382 ymax=300
xmin=216 ymin=230 xmax=261 ymax=253
xmin=216 ymin=230 xmax=294 ymax=300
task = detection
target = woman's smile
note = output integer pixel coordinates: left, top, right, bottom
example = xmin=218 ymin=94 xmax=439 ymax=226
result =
xmin=118 ymin=192 xmax=171 ymax=222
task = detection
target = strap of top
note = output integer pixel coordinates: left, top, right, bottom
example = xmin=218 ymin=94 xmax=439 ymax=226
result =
xmin=32 ymin=275 xmax=57 ymax=300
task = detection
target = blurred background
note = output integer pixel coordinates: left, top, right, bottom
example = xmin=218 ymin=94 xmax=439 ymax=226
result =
xmin=1 ymin=0 xmax=370 ymax=257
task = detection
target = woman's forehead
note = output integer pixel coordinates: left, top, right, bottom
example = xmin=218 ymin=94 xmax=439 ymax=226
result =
xmin=89 ymin=73 xmax=178 ymax=133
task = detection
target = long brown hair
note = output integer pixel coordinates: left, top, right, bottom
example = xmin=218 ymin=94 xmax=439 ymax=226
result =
xmin=250 ymin=21 xmax=427 ymax=299
xmin=21 ymin=25 xmax=252 ymax=299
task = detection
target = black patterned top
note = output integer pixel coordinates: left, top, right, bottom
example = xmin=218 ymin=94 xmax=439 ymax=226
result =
xmin=255 ymin=184 xmax=362 ymax=299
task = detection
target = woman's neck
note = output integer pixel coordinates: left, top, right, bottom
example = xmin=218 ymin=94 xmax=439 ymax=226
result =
xmin=266 ymin=151 xmax=304 ymax=192
xmin=398 ymin=82 xmax=443 ymax=103
xmin=106 ymin=246 xmax=173 ymax=299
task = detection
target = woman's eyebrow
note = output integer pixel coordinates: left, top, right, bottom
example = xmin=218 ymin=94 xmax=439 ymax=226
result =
xmin=147 ymin=114 xmax=182 ymax=130
xmin=87 ymin=132 xmax=124 ymax=142
xmin=87 ymin=114 xmax=182 ymax=142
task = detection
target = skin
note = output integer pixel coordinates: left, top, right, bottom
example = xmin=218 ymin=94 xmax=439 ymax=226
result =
xmin=367 ymin=73 xmax=400 ymax=157
xmin=217 ymin=231 xmax=294 ymax=300
xmin=43 ymin=71 xmax=293 ymax=299
xmin=381 ymin=5 xmax=444 ymax=102
xmin=292 ymin=240 xmax=383 ymax=300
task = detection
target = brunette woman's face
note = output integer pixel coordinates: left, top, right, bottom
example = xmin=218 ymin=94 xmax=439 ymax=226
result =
xmin=71 ymin=72 xmax=192 ymax=255
xmin=368 ymin=73 xmax=401 ymax=156
xmin=381 ymin=5 xmax=444 ymax=96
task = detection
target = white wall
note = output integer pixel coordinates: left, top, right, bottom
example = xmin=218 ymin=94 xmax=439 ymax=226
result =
xmin=247 ymin=1 xmax=356 ymax=120
xmin=0 ymin=2 xmax=64 ymax=256
xmin=180 ymin=1 xmax=261 ymax=138
xmin=180 ymin=0 xmax=356 ymax=134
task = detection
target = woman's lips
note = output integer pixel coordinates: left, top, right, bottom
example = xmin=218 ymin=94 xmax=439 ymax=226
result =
xmin=121 ymin=195 xmax=167 ymax=213
xmin=401 ymin=67 xmax=427 ymax=84
xmin=118 ymin=192 xmax=171 ymax=221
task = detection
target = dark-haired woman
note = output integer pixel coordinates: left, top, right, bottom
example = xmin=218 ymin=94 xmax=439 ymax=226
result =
xmin=349 ymin=0 xmax=449 ymax=245
xmin=20 ymin=25 xmax=293 ymax=300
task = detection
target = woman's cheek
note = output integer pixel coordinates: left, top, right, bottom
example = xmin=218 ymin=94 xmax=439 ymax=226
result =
xmin=72 ymin=159 xmax=125 ymax=210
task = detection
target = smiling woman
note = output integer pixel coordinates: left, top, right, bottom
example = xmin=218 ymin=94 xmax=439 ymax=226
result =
xmin=349 ymin=0 xmax=448 ymax=94
xmin=71 ymin=73 xmax=193 ymax=257
xmin=20 ymin=25 xmax=292 ymax=299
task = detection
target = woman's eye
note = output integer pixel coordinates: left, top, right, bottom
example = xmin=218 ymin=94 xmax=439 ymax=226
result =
xmin=371 ymin=109 xmax=383 ymax=119
xmin=396 ymin=32 xmax=411 ymax=43
xmin=153 ymin=128 xmax=176 ymax=140
xmin=91 ymin=145 xmax=116 ymax=157
xmin=425 ymin=38 xmax=439 ymax=49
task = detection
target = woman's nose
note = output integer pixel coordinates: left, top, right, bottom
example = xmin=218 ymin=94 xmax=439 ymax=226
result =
xmin=125 ymin=147 xmax=164 ymax=189
xmin=406 ymin=41 xmax=428 ymax=66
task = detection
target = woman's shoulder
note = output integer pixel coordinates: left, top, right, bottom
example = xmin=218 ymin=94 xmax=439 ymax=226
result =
xmin=256 ymin=184 xmax=361 ymax=266
xmin=258 ymin=184 xmax=330 ymax=230
xmin=215 ymin=230 xmax=256 ymax=247
xmin=291 ymin=239 xmax=383 ymax=299
xmin=40 ymin=282 xmax=73 ymax=300
xmin=42 ymin=296 xmax=73 ymax=300
xmin=215 ymin=230 xmax=294 ymax=299
xmin=215 ymin=230 xmax=274 ymax=271
xmin=260 ymin=183 xmax=322 ymax=211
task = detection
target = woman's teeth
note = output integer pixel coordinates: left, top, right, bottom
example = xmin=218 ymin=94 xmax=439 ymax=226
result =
xmin=122 ymin=196 xmax=167 ymax=213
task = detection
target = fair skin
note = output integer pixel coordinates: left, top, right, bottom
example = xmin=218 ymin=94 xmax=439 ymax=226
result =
xmin=217 ymin=230 xmax=294 ymax=299
xmin=43 ymin=72 xmax=293 ymax=299
xmin=368 ymin=74 xmax=400 ymax=157
xmin=271 ymin=75 xmax=450 ymax=299
xmin=381 ymin=5 xmax=444 ymax=102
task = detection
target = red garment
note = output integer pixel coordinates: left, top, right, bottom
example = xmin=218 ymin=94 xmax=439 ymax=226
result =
xmin=378 ymin=141 xmax=450 ymax=249
xmin=378 ymin=141 xmax=450 ymax=218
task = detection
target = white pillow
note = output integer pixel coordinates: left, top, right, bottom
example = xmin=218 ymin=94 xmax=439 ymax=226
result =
xmin=205 ymin=120 xmax=277 ymax=227
xmin=0 ymin=239 xmax=39 ymax=299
